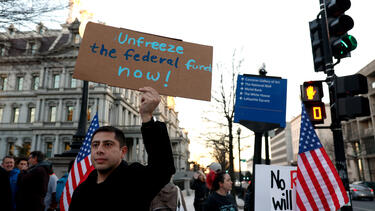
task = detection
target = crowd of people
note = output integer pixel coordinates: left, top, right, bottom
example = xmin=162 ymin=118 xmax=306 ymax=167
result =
xmin=0 ymin=87 xmax=240 ymax=211
xmin=0 ymin=152 xmax=66 ymax=211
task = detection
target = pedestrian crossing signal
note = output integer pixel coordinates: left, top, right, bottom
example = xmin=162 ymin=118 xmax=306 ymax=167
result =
xmin=301 ymin=81 xmax=326 ymax=125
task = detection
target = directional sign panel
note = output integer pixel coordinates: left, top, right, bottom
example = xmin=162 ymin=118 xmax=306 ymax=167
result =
xmin=234 ymin=75 xmax=287 ymax=129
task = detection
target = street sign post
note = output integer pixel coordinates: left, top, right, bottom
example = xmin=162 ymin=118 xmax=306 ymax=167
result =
xmin=234 ymin=74 xmax=287 ymax=132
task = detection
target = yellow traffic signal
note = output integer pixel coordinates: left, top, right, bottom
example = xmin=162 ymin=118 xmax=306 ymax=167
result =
xmin=301 ymin=81 xmax=326 ymax=125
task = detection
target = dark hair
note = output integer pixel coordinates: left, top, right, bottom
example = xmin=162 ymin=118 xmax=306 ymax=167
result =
xmin=212 ymin=171 xmax=228 ymax=191
xmin=2 ymin=155 xmax=15 ymax=161
xmin=30 ymin=151 xmax=45 ymax=163
xmin=92 ymin=126 xmax=126 ymax=147
xmin=15 ymin=157 xmax=27 ymax=165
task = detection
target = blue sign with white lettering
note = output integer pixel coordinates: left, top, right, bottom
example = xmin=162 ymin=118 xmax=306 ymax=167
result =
xmin=234 ymin=75 xmax=287 ymax=128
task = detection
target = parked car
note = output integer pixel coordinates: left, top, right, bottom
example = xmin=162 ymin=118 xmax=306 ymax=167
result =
xmin=349 ymin=184 xmax=374 ymax=201
xmin=352 ymin=181 xmax=375 ymax=191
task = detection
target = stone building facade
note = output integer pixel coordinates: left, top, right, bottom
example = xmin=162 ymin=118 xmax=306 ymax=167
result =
xmin=0 ymin=20 xmax=189 ymax=173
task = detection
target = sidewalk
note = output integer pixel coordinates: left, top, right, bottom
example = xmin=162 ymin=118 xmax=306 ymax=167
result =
xmin=182 ymin=190 xmax=244 ymax=210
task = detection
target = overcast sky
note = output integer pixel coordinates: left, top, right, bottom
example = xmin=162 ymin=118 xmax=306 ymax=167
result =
xmin=45 ymin=0 xmax=375 ymax=167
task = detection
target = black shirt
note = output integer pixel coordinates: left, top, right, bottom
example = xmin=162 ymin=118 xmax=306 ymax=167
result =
xmin=69 ymin=120 xmax=175 ymax=211
xmin=205 ymin=192 xmax=238 ymax=211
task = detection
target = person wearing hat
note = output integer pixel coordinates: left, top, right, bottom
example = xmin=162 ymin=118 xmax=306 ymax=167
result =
xmin=206 ymin=162 xmax=222 ymax=190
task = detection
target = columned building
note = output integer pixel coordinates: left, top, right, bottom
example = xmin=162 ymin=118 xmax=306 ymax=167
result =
xmin=0 ymin=21 xmax=189 ymax=173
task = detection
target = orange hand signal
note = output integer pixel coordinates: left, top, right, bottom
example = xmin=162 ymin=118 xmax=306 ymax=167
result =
xmin=306 ymin=86 xmax=316 ymax=100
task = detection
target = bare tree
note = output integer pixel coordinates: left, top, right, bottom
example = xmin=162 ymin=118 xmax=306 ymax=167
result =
xmin=202 ymin=50 xmax=244 ymax=188
xmin=0 ymin=0 xmax=69 ymax=30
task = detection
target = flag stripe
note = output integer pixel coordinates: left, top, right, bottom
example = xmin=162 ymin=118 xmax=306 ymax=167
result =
xmin=300 ymin=152 xmax=330 ymax=210
xmin=296 ymin=191 xmax=307 ymax=211
xmin=296 ymin=178 xmax=312 ymax=211
xmin=297 ymin=160 xmax=320 ymax=210
xmin=77 ymin=161 xmax=84 ymax=183
xmin=310 ymin=149 xmax=340 ymax=209
xmin=320 ymin=148 xmax=349 ymax=204
xmin=60 ymin=114 xmax=99 ymax=211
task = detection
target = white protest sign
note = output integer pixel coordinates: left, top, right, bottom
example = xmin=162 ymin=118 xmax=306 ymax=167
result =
xmin=254 ymin=164 xmax=297 ymax=211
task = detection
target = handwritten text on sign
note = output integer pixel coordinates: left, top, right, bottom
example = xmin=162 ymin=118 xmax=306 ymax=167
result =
xmin=73 ymin=22 xmax=213 ymax=101
xmin=255 ymin=165 xmax=297 ymax=211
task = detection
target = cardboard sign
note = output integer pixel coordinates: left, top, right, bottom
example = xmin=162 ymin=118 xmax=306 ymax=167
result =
xmin=73 ymin=22 xmax=213 ymax=101
xmin=255 ymin=165 xmax=297 ymax=211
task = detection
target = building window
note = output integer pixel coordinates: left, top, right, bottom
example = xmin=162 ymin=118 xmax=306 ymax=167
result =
xmin=74 ymin=34 xmax=81 ymax=44
xmin=50 ymin=106 xmax=57 ymax=122
xmin=45 ymin=142 xmax=53 ymax=158
xmin=32 ymin=76 xmax=39 ymax=90
xmin=53 ymin=74 xmax=60 ymax=88
xmin=0 ymin=44 xmax=7 ymax=56
xmin=28 ymin=107 xmax=35 ymax=123
xmin=69 ymin=73 xmax=76 ymax=88
xmin=87 ymin=106 xmax=92 ymax=121
xmin=64 ymin=142 xmax=71 ymax=151
xmin=21 ymin=142 xmax=31 ymax=156
xmin=0 ymin=76 xmax=8 ymax=90
xmin=7 ymin=142 xmax=15 ymax=156
xmin=12 ymin=108 xmax=20 ymax=123
xmin=67 ymin=106 xmax=74 ymax=121
xmin=16 ymin=76 xmax=24 ymax=91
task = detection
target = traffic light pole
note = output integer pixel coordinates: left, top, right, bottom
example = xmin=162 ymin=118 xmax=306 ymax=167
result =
xmin=319 ymin=0 xmax=353 ymax=209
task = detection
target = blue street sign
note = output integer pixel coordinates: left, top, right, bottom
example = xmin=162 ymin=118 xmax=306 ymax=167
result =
xmin=234 ymin=75 xmax=287 ymax=128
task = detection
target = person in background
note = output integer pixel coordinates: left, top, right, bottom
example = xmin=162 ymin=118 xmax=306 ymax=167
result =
xmin=204 ymin=171 xmax=237 ymax=211
xmin=206 ymin=162 xmax=222 ymax=191
xmin=191 ymin=170 xmax=208 ymax=211
xmin=16 ymin=151 xmax=50 ymax=211
xmin=44 ymin=165 xmax=58 ymax=211
xmin=1 ymin=155 xmax=15 ymax=211
xmin=149 ymin=178 xmax=187 ymax=211
xmin=15 ymin=158 xmax=28 ymax=171
xmin=9 ymin=157 xmax=28 ymax=211
xmin=55 ymin=160 xmax=74 ymax=211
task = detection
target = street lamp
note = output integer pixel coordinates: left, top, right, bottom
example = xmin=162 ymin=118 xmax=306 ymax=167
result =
xmin=237 ymin=127 xmax=242 ymax=186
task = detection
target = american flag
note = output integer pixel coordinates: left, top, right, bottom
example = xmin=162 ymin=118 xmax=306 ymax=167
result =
xmin=296 ymin=104 xmax=349 ymax=211
xmin=60 ymin=113 xmax=99 ymax=211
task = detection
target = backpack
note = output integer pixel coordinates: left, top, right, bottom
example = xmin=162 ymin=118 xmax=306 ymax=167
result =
xmin=150 ymin=183 xmax=187 ymax=211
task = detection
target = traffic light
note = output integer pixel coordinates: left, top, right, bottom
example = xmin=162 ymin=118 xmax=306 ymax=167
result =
xmin=301 ymin=81 xmax=326 ymax=125
xmin=325 ymin=0 xmax=357 ymax=59
xmin=335 ymin=74 xmax=370 ymax=120
xmin=309 ymin=19 xmax=326 ymax=72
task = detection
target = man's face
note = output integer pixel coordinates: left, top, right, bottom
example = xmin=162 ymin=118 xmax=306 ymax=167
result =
xmin=2 ymin=158 xmax=15 ymax=172
xmin=17 ymin=160 xmax=28 ymax=170
xmin=28 ymin=155 xmax=37 ymax=166
xmin=220 ymin=174 xmax=233 ymax=193
xmin=91 ymin=132 xmax=127 ymax=173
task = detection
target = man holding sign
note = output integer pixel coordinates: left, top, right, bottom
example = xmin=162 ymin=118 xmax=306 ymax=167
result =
xmin=68 ymin=87 xmax=176 ymax=211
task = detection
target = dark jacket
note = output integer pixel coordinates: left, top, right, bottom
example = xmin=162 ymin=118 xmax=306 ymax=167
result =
xmin=69 ymin=120 xmax=176 ymax=211
xmin=0 ymin=166 xmax=12 ymax=211
xmin=191 ymin=178 xmax=209 ymax=201
xmin=16 ymin=162 xmax=50 ymax=211
xmin=204 ymin=192 xmax=238 ymax=211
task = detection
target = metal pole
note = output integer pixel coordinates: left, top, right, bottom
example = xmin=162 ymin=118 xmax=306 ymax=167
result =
xmin=265 ymin=131 xmax=270 ymax=165
xmin=318 ymin=0 xmax=352 ymax=209
xmin=250 ymin=132 xmax=263 ymax=211
xmin=237 ymin=128 xmax=242 ymax=189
